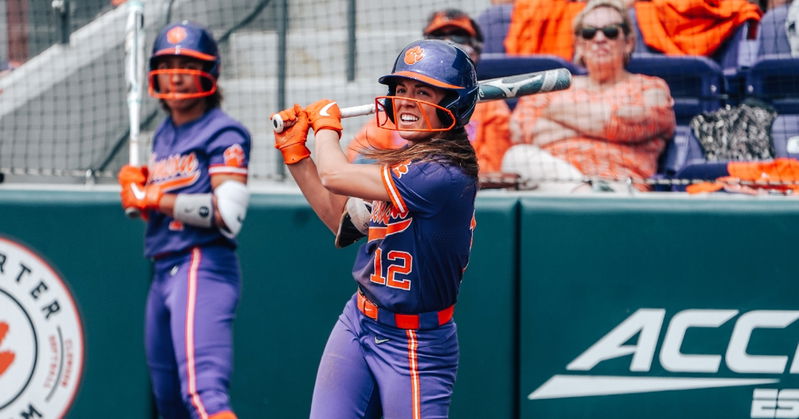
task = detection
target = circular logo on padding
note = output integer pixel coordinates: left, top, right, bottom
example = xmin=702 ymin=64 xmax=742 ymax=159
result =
xmin=0 ymin=237 xmax=84 ymax=417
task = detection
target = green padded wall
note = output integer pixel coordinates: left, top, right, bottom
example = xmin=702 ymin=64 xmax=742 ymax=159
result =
xmin=0 ymin=190 xmax=152 ymax=418
xmin=519 ymin=196 xmax=799 ymax=419
xmin=0 ymin=190 xmax=518 ymax=418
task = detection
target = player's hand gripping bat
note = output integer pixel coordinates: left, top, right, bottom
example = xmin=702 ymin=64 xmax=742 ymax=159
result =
xmin=123 ymin=0 xmax=145 ymax=218
xmin=271 ymin=67 xmax=572 ymax=133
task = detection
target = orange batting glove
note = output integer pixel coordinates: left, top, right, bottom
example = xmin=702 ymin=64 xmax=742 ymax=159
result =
xmin=118 ymin=165 xmax=147 ymax=210
xmin=305 ymin=99 xmax=342 ymax=136
xmin=272 ymin=104 xmax=311 ymax=165
xmin=118 ymin=165 xmax=164 ymax=211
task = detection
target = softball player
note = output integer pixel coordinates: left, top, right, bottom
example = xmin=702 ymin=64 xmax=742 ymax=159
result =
xmin=118 ymin=21 xmax=250 ymax=419
xmin=273 ymin=39 xmax=479 ymax=418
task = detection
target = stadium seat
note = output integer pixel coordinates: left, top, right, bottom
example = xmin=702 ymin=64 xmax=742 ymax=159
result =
xmin=756 ymin=4 xmax=792 ymax=57
xmin=746 ymin=55 xmax=799 ymax=114
xmin=475 ymin=53 xmax=581 ymax=109
xmin=628 ymin=6 xmax=659 ymax=55
xmin=713 ymin=22 xmax=757 ymax=105
xmin=657 ymin=126 xmax=706 ymax=178
xmin=627 ymin=55 xmax=725 ymax=125
xmin=771 ymin=114 xmax=799 ymax=159
xmin=671 ymin=161 xmax=730 ymax=192
xmin=476 ymin=3 xmax=513 ymax=54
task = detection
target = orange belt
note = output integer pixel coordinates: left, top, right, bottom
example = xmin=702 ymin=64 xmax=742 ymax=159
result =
xmin=356 ymin=291 xmax=454 ymax=330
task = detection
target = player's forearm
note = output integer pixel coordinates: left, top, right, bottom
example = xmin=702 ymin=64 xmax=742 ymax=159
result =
xmin=287 ymin=157 xmax=345 ymax=234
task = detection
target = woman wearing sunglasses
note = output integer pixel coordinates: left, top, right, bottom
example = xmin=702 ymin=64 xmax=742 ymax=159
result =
xmin=502 ymin=0 xmax=676 ymax=193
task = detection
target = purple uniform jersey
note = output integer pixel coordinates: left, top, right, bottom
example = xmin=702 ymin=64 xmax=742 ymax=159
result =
xmin=311 ymin=158 xmax=477 ymax=419
xmin=144 ymin=107 xmax=251 ymax=258
xmin=352 ymin=159 xmax=477 ymax=314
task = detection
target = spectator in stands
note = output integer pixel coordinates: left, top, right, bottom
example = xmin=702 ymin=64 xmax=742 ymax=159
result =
xmin=502 ymin=0 xmax=676 ymax=193
xmin=347 ymin=8 xmax=513 ymax=175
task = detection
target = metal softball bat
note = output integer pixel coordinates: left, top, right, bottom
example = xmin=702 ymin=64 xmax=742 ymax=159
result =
xmin=271 ymin=68 xmax=573 ymax=133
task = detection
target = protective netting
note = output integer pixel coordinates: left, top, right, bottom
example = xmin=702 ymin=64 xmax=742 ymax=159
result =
xmin=0 ymin=0 xmax=796 ymax=195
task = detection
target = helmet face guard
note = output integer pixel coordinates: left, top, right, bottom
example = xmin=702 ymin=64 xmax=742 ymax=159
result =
xmin=148 ymin=68 xmax=217 ymax=100
xmin=148 ymin=21 xmax=220 ymax=100
xmin=375 ymin=95 xmax=456 ymax=132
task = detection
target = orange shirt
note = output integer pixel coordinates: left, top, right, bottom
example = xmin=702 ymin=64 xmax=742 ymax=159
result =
xmin=504 ymin=0 xmax=586 ymax=60
xmin=686 ymin=158 xmax=799 ymax=194
xmin=511 ymin=74 xmax=676 ymax=190
xmin=635 ymin=0 xmax=761 ymax=56
xmin=347 ymin=100 xmax=512 ymax=173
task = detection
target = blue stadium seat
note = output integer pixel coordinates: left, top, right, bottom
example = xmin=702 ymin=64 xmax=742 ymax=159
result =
xmin=628 ymin=6 xmax=659 ymax=55
xmin=746 ymin=55 xmax=799 ymax=114
xmin=713 ymin=22 xmax=758 ymax=105
xmin=476 ymin=53 xmax=580 ymax=80
xmin=657 ymin=125 xmax=706 ymax=178
xmin=627 ymin=55 xmax=725 ymax=125
xmin=629 ymin=6 xmax=754 ymax=105
xmin=476 ymin=4 xmax=513 ymax=54
xmin=671 ymin=161 xmax=730 ymax=192
xmin=757 ymin=4 xmax=792 ymax=57
xmin=476 ymin=53 xmax=581 ymax=109
xmin=771 ymin=114 xmax=799 ymax=159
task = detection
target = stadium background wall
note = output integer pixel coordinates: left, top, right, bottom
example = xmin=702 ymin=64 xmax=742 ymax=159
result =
xmin=0 ymin=190 xmax=797 ymax=418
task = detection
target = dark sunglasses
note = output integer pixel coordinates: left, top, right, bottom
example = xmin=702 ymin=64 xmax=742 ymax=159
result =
xmin=579 ymin=24 xmax=627 ymax=40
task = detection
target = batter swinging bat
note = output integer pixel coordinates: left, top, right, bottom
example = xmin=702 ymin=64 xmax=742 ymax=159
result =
xmin=124 ymin=0 xmax=145 ymax=217
xmin=271 ymin=67 xmax=572 ymax=133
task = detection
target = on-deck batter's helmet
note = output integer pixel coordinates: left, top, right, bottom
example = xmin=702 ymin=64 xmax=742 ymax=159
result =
xmin=378 ymin=39 xmax=478 ymax=128
xmin=148 ymin=21 xmax=220 ymax=99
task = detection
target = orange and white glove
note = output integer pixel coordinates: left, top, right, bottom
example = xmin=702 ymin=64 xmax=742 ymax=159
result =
xmin=118 ymin=165 xmax=164 ymax=211
xmin=305 ymin=99 xmax=343 ymax=136
xmin=272 ymin=104 xmax=311 ymax=165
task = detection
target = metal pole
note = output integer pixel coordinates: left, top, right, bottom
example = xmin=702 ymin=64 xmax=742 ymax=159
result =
xmin=275 ymin=0 xmax=288 ymax=179
xmin=346 ymin=0 xmax=356 ymax=82
xmin=53 ymin=0 xmax=71 ymax=44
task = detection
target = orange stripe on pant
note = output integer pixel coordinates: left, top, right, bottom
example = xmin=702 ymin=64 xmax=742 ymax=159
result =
xmin=186 ymin=247 xmax=209 ymax=419
xmin=406 ymin=330 xmax=421 ymax=419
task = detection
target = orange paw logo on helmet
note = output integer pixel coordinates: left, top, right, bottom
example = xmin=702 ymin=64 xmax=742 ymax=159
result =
xmin=0 ymin=321 xmax=15 ymax=377
xmin=167 ymin=26 xmax=188 ymax=44
xmin=223 ymin=144 xmax=245 ymax=167
xmin=404 ymin=47 xmax=425 ymax=65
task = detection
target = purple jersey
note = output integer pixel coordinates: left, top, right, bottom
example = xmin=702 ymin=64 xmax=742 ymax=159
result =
xmin=144 ymin=107 xmax=251 ymax=258
xmin=352 ymin=159 xmax=477 ymax=314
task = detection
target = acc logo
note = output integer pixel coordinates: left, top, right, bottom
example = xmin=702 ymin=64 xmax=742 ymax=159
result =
xmin=404 ymin=46 xmax=424 ymax=65
xmin=0 ymin=237 xmax=84 ymax=418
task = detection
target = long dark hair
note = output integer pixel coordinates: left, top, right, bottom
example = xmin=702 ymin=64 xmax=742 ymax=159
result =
xmin=360 ymin=126 xmax=479 ymax=178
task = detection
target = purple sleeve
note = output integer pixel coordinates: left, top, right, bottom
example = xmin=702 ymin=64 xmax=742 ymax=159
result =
xmin=382 ymin=161 xmax=456 ymax=217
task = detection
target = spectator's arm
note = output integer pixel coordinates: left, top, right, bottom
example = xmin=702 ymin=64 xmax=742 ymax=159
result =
xmin=544 ymin=80 xmax=675 ymax=143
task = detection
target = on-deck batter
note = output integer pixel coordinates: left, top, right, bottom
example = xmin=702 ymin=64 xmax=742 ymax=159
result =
xmin=118 ymin=20 xmax=250 ymax=419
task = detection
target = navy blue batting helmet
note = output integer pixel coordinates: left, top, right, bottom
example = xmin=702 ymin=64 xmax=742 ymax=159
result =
xmin=149 ymin=21 xmax=220 ymax=78
xmin=378 ymin=39 xmax=478 ymax=128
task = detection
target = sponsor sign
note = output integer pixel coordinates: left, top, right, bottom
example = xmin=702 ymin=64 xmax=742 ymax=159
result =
xmin=524 ymin=308 xmax=799 ymax=418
